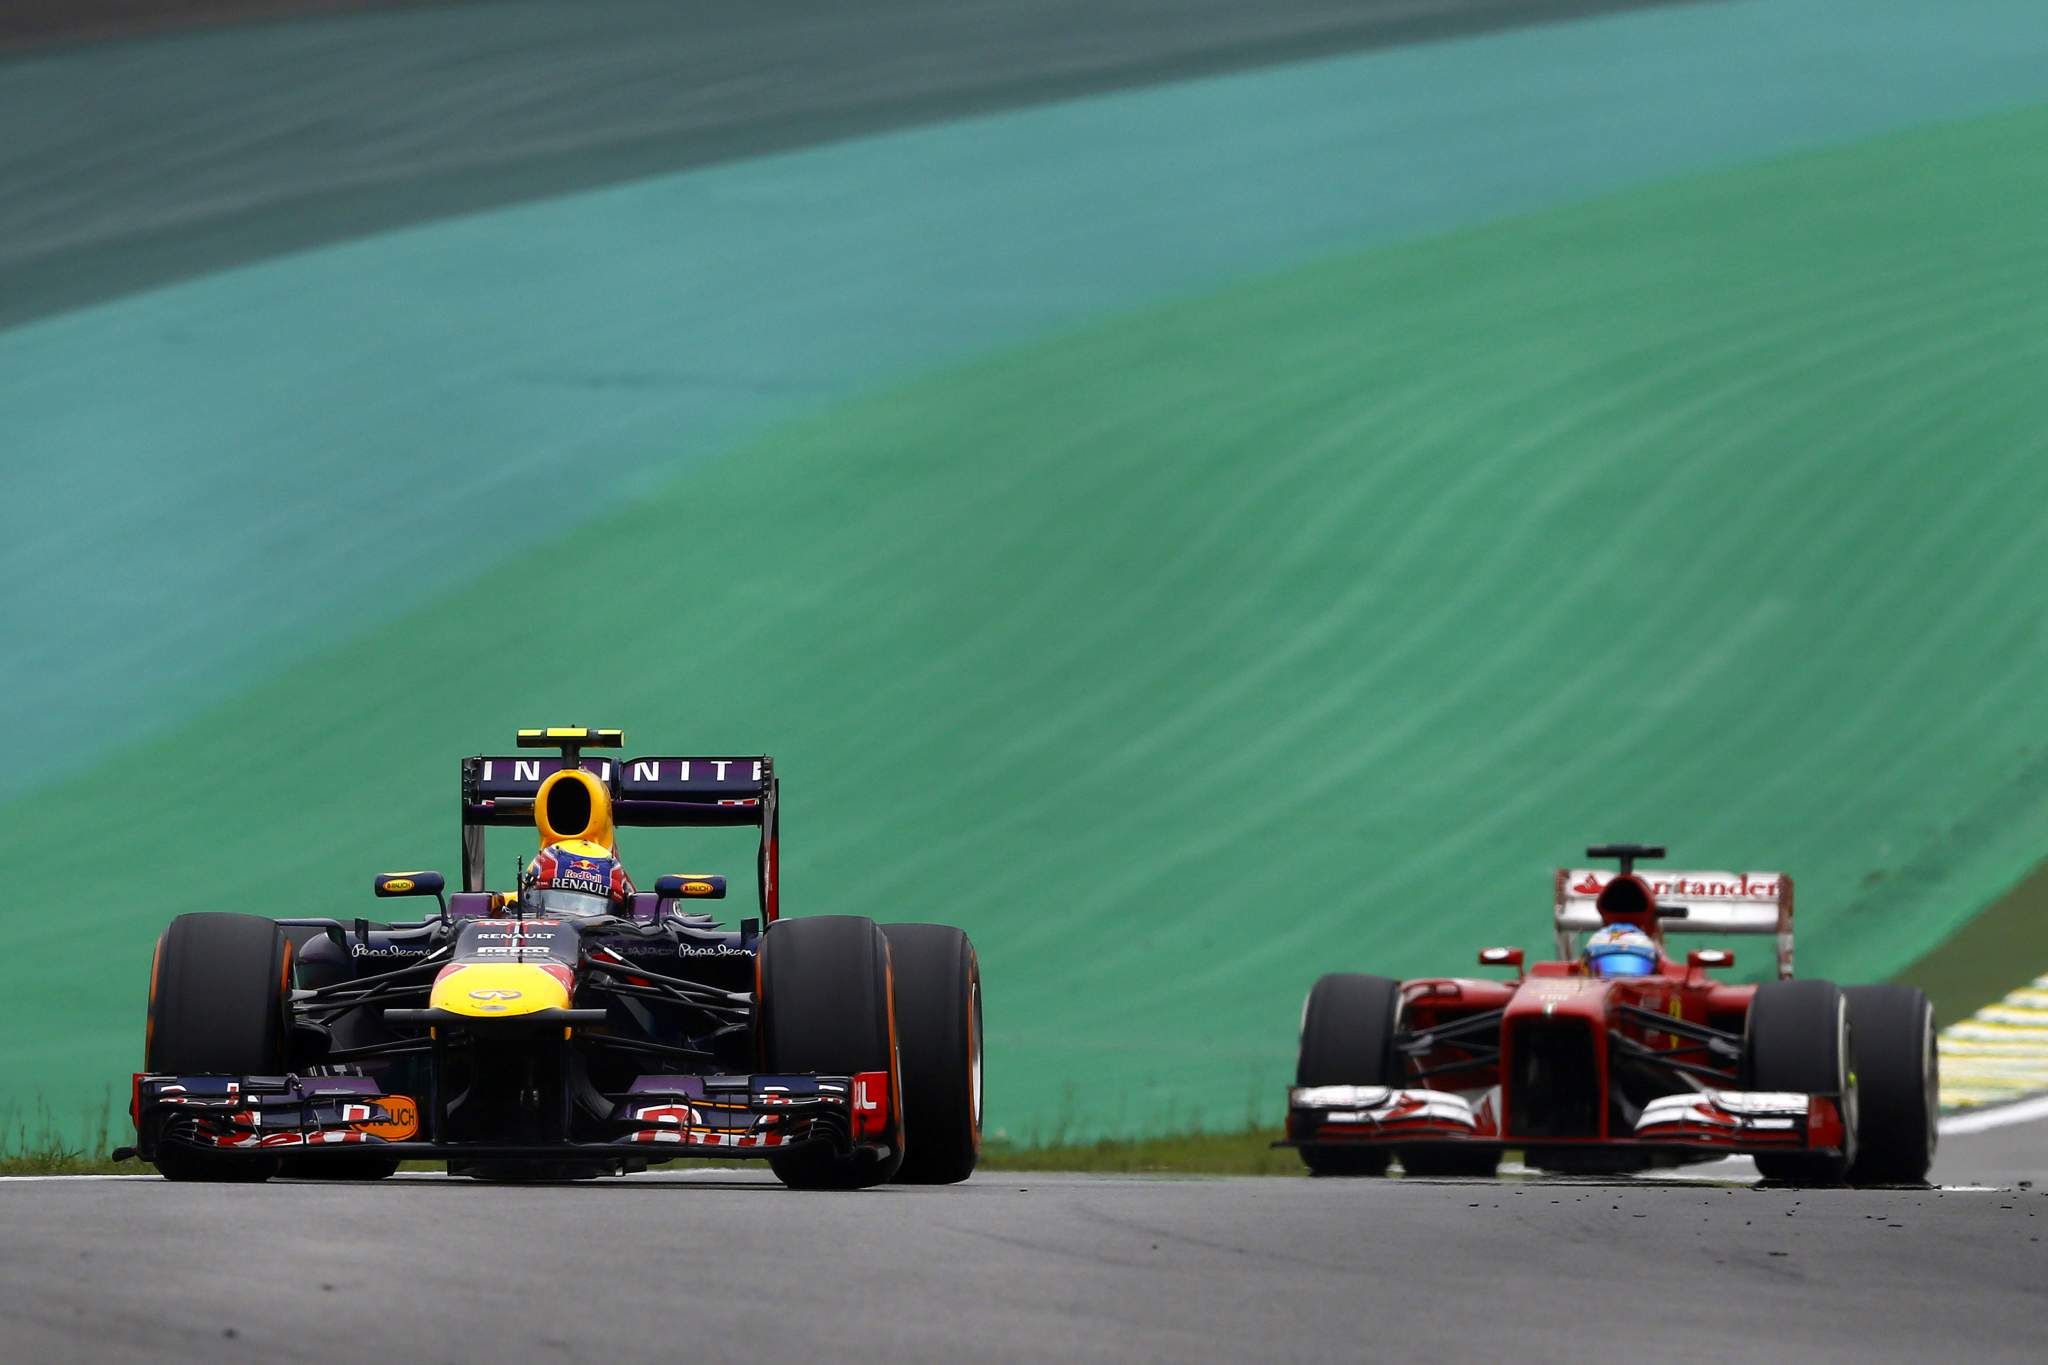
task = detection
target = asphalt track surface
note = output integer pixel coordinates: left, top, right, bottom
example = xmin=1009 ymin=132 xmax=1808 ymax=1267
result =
xmin=4 ymin=1118 xmax=2043 ymax=1365
xmin=0 ymin=0 xmax=1700 ymax=328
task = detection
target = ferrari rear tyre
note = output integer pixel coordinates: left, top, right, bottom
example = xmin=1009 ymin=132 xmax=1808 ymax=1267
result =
xmin=758 ymin=916 xmax=906 ymax=1190
xmin=1844 ymin=985 xmax=1937 ymax=1185
xmin=146 ymin=912 xmax=294 ymax=1183
xmin=1295 ymin=973 xmax=1401 ymax=1177
xmin=881 ymin=923 xmax=982 ymax=1185
xmin=1743 ymin=979 xmax=1856 ymax=1185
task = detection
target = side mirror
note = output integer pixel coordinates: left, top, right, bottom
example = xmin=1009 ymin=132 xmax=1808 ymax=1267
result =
xmin=374 ymin=871 xmax=447 ymax=920
xmin=1478 ymin=946 xmax=1524 ymax=979
xmin=1686 ymin=948 xmax=1732 ymax=985
xmin=374 ymin=871 xmax=445 ymax=899
xmin=655 ymin=874 xmax=727 ymax=900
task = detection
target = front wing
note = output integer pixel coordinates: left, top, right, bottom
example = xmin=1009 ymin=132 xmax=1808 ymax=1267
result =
xmin=1282 ymin=1085 xmax=1850 ymax=1157
xmin=122 ymin=1069 xmax=894 ymax=1167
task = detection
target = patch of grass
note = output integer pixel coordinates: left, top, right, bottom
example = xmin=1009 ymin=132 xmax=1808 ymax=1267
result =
xmin=0 ymin=1097 xmax=129 ymax=1176
xmin=1895 ymin=853 xmax=2048 ymax=1025
xmin=0 ymin=1151 xmax=132 ymax=1176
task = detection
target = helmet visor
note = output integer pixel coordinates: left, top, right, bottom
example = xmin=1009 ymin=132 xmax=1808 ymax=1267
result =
xmin=1590 ymin=949 xmax=1658 ymax=977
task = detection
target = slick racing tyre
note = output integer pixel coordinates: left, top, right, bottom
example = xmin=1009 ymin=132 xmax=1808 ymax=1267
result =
xmin=145 ymin=913 xmax=294 ymax=1183
xmin=277 ymin=1152 xmax=402 ymax=1181
xmin=881 ymin=923 xmax=982 ymax=1185
xmin=1844 ymin=985 xmax=1937 ymax=1184
xmin=1295 ymin=973 xmax=1401 ymax=1177
xmin=757 ymin=916 xmax=906 ymax=1189
xmin=1742 ymin=979 xmax=1856 ymax=1186
xmin=1397 ymin=1145 xmax=1501 ymax=1179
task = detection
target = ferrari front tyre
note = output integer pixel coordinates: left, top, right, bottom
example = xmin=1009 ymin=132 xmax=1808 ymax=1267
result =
xmin=145 ymin=912 xmax=294 ymax=1183
xmin=757 ymin=915 xmax=906 ymax=1190
xmin=881 ymin=923 xmax=982 ymax=1185
xmin=1844 ymin=984 xmax=1937 ymax=1185
xmin=1397 ymin=1145 xmax=1501 ymax=1179
xmin=1295 ymin=973 xmax=1402 ymax=1177
xmin=1742 ymin=979 xmax=1856 ymax=1186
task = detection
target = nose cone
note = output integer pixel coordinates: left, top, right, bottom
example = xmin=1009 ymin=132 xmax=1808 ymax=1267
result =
xmin=430 ymin=962 xmax=574 ymax=1018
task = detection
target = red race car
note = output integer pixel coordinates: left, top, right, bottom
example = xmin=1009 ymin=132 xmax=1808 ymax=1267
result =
xmin=1284 ymin=845 xmax=1937 ymax=1185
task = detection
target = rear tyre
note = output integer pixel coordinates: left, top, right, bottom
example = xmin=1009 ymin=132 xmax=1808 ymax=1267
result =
xmin=757 ymin=916 xmax=906 ymax=1190
xmin=1844 ymin=985 xmax=1937 ymax=1185
xmin=1294 ymin=973 xmax=1401 ymax=1177
xmin=1742 ymin=979 xmax=1856 ymax=1185
xmin=146 ymin=913 xmax=293 ymax=1183
xmin=881 ymin=923 xmax=982 ymax=1185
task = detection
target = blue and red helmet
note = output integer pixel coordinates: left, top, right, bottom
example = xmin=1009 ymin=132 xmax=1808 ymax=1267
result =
xmin=1584 ymin=924 xmax=1659 ymax=978
xmin=524 ymin=839 xmax=634 ymax=917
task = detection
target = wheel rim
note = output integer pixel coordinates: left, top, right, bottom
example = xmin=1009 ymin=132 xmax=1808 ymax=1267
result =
xmin=1839 ymin=1000 xmax=1859 ymax=1167
xmin=968 ymin=980 xmax=983 ymax=1141
xmin=1921 ymin=1000 xmax=1939 ymax=1156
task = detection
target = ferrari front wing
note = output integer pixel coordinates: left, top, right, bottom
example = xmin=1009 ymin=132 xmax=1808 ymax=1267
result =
xmin=1282 ymin=1084 xmax=1850 ymax=1157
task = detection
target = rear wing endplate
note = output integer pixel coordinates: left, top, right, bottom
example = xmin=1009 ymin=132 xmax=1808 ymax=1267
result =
xmin=459 ymin=754 xmax=779 ymax=920
xmin=1553 ymin=868 xmax=1794 ymax=979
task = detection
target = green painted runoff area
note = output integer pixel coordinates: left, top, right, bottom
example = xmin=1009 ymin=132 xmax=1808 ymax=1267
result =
xmin=7 ymin=105 xmax=2048 ymax=1140
xmin=8 ymin=0 xmax=2048 ymax=802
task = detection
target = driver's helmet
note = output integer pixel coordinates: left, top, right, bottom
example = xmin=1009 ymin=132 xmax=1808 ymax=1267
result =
xmin=1583 ymin=923 xmax=1659 ymax=978
xmin=523 ymin=838 xmax=634 ymax=918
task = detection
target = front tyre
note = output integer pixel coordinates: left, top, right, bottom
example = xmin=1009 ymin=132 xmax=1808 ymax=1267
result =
xmin=277 ymin=1152 xmax=402 ymax=1181
xmin=1295 ymin=973 xmax=1402 ymax=1177
xmin=1397 ymin=1146 xmax=1501 ymax=1179
xmin=1743 ymin=979 xmax=1856 ymax=1186
xmin=757 ymin=916 xmax=906 ymax=1190
xmin=1844 ymin=985 xmax=1937 ymax=1184
xmin=881 ymin=923 xmax=982 ymax=1185
xmin=146 ymin=912 xmax=294 ymax=1183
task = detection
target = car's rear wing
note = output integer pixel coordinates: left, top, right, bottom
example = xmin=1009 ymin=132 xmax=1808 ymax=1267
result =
xmin=1553 ymin=868 xmax=1794 ymax=979
xmin=460 ymin=753 xmax=779 ymax=919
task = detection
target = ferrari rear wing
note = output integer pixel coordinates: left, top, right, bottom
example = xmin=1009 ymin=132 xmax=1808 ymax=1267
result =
xmin=459 ymin=751 xmax=779 ymax=918
xmin=1553 ymin=868 xmax=1794 ymax=979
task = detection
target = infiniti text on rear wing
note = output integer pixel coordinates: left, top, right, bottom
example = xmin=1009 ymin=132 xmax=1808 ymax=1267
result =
xmin=1553 ymin=868 xmax=1794 ymax=979
xmin=459 ymin=754 xmax=779 ymax=917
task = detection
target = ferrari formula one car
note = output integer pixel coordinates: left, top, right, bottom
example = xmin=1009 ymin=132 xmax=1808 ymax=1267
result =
xmin=120 ymin=728 xmax=982 ymax=1187
xmin=1284 ymin=845 xmax=1937 ymax=1185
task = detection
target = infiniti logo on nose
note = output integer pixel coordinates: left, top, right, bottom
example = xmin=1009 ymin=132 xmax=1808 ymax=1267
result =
xmin=468 ymin=989 xmax=523 ymax=1001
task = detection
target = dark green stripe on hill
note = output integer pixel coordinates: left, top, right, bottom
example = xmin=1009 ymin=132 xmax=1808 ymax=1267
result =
xmin=0 ymin=0 xmax=1709 ymax=327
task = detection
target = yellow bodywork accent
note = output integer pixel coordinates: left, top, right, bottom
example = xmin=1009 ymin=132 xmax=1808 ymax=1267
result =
xmin=535 ymin=767 xmax=618 ymax=849
xmin=431 ymin=963 xmax=572 ymax=1017
xmin=518 ymin=727 xmax=624 ymax=746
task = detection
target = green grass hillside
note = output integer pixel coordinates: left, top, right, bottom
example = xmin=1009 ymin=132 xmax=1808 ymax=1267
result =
xmin=7 ymin=105 xmax=2048 ymax=1140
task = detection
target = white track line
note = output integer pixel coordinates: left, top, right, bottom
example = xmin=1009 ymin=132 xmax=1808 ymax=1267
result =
xmin=1939 ymin=1091 xmax=2048 ymax=1135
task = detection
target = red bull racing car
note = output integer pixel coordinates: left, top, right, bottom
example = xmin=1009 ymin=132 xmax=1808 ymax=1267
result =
xmin=1284 ymin=845 xmax=1938 ymax=1185
xmin=119 ymin=728 xmax=982 ymax=1187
